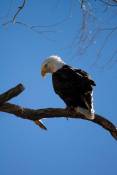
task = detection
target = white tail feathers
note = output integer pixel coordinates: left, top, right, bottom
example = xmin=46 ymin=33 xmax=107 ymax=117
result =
xmin=91 ymin=91 xmax=95 ymax=114
xmin=75 ymin=106 xmax=95 ymax=120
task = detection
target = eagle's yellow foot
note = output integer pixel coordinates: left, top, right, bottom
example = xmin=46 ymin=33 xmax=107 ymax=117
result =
xmin=65 ymin=106 xmax=75 ymax=120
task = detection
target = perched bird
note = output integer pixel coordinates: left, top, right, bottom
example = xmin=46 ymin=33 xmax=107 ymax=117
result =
xmin=41 ymin=55 xmax=96 ymax=120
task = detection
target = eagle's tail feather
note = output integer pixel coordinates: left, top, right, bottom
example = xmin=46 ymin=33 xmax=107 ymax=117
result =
xmin=75 ymin=106 xmax=95 ymax=120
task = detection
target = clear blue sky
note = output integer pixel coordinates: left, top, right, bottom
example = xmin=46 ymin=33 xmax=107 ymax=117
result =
xmin=0 ymin=1 xmax=117 ymax=175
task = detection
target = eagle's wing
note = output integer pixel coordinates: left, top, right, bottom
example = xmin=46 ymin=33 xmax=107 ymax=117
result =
xmin=74 ymin=68 xmax=96 ymax=86
xmin=52 ymin=65 xmax=95 ymax=111
xmin=74 ymin=68 xmax=95 ymax=112
xmin=53 ymin=65 xmax=95 ymax=94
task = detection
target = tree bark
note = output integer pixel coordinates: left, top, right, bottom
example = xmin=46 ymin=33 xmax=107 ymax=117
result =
xmin=0 ymin=84 xmax=117 ymax=140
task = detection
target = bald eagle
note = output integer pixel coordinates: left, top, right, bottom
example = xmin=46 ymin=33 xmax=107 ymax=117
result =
xmin=41 ymin=55 xmax=96 ymax=120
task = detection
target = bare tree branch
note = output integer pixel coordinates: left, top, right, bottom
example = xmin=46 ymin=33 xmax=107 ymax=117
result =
xmin=0 ymin=84 xmax=24 ymax=105
xmin=0 ymin=84 xmax=117 ymax=140
xmin=99 ymin=0 xmax=117 ymax=6
xmin=12 ymin=0 xmax=27 ymax=24
xmin=2 ymin=1 xmax=117 ymax=66
xmin=2 ymin=0 xmax=27 ymax=26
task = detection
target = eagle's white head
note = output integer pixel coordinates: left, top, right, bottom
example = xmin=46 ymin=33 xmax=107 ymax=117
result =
xmin=41 ymin=55 xmax=65 ymax=77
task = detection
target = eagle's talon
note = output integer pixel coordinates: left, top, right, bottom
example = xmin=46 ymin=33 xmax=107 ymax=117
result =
xmin=65 ymin=106 xmax=74 ymax=120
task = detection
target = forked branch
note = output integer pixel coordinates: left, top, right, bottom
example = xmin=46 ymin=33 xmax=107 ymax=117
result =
xmin=0 ymin=84 xmax=117 ymax=140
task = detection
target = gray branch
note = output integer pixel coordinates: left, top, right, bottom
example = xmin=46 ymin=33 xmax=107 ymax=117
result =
xmin=0 ymin=84 xmax=24 ymax=105
xmin=0 ymin=84 xmax=117 ymax=140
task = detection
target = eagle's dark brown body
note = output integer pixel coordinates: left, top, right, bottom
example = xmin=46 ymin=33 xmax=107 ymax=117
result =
xmin=52 ymin=65 xmax=96 ymax=112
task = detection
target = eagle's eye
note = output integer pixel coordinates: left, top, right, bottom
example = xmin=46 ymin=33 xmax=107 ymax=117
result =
xmin=44 ymin=63 xmax=48 ymax=68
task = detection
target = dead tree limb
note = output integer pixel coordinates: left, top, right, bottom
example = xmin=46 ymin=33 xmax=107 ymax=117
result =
xmin=0 ymin=84 xmax=117 ymax=140
xmin=0 ymin=84 xmax=24 ymax=105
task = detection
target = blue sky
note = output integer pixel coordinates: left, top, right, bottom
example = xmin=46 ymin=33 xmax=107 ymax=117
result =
xmin=0 ymin=1 xmax=117 ymax=175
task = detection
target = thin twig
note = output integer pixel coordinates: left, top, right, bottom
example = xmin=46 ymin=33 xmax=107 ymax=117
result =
xmin=99 ymin=0 xmax=117 ymax=7
xmin=12 ymin=0 xmax=27 ymax=24
xmin=2 ymin=0 xmax=27 ymax=26
xmin=80 ymin=0 xmax=84 ymax=8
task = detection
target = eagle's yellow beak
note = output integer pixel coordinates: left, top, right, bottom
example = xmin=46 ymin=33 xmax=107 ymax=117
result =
xmin=41 ymin=65 xmax=47 ymax=77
